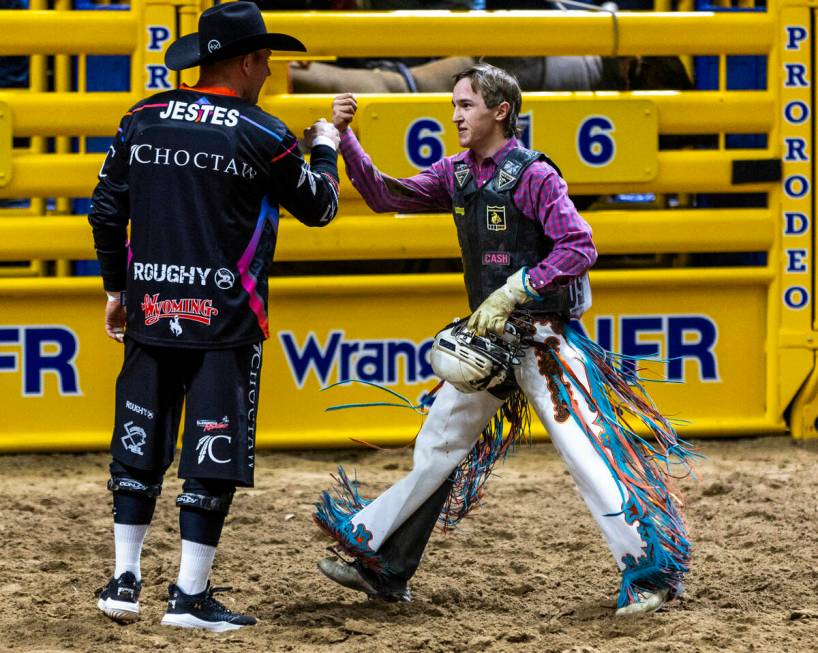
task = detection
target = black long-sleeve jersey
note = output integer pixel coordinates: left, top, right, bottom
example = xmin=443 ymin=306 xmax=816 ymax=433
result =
xmin=89 ymin=85 xmax=339 ymax=348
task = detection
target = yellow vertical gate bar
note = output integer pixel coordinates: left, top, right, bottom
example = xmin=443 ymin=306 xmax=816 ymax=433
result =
xmin=54 ymin=0 xmax=72 ymax=278
xmin=8 ymin=0 xmax=46 ymax=277
xmin=130 ymin=0 xmax=147 ymax=95
xmin=778 ymin=1 xmax=817 ymax=438
xmin=77 ymin=53 xmax=87 ymax=99
xmin=768 ymin=0 xmax=784 ymax=429
xmin=139 ymin=0 xmax=177 ymax=96
xmin=718 ymin=54 xmax=728 ymax=150
xmin=179 ymin=0 xmax=200 ymax=89
xmin=54 ymin=0 xmax=71 ymax=206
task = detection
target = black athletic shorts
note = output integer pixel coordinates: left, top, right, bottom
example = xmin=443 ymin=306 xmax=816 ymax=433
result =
xmin=110 ymin=338 xmax=263 ymax=487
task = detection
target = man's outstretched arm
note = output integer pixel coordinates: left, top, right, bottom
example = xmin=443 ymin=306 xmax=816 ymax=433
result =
xmin=334 ymin=93 xmax=452 ymax=214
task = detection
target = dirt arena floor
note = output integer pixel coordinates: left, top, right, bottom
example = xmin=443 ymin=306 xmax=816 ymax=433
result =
xmin=2 ymin=436 xmax=818 ymax=653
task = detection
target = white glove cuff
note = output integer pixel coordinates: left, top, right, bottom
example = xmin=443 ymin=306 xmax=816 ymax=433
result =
xmin=312 ymin=135 xmax=338 ymax=151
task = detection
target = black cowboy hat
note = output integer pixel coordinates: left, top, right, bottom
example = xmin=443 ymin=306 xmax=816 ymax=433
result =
xmin=165 ymin=1 xmax=306 ymax=71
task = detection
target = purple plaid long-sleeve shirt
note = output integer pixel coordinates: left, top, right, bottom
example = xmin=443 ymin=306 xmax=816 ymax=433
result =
xmin=339 ymin=129 xmax=597 ymax=292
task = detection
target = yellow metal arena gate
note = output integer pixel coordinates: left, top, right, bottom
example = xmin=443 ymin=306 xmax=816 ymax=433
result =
xmin=0 ymin=0 xmax=816 ymax=451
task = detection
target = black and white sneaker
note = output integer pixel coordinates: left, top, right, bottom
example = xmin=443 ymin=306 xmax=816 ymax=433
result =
xmin=97 ymin=571 xmax=141 ymax=622
xmin=160 ymin=583 xmax=257 ymax=632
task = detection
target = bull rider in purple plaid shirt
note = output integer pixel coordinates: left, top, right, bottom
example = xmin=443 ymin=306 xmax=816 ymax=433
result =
xmin=314 ymin=63 xmax=694 ymax=618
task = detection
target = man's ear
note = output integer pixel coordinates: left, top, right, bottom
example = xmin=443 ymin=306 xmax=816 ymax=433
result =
xmin=495 ymin=101 xmax=510 ymax=123
xmin=240 ymin=53 xmax=253 ymax=77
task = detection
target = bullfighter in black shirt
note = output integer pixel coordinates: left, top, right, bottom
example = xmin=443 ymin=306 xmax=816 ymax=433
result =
xmin=90 ymin=1 xmax=340 ymax=631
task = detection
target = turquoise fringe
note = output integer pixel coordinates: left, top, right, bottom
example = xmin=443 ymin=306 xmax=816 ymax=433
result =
xmin=552 ymin=324 xmax=697 ymax=608
xmin=313 ymin=467 xmax=387 ymax=572
xmin=439 ymin=389 xmax=531 ymax=529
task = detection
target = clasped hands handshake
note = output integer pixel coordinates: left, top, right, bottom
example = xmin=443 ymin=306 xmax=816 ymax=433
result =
xmin=301 ymin=93 xmax=359 ymax=150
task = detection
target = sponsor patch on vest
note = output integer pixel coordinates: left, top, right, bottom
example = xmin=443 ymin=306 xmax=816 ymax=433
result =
xmin=496 ymin=159 xmax=522 ymax=190
xmin=482 ymin=251 xmax=511 ymax=266
xmin=454 ymin=165 xmax=471 ymax=188
xmin=454 ymin=206 xmax=465 ymax=216
xmin=503 ymin=160 xmax=522 ymax=175
xmin=496 ymin=168 xmax=516 ymax=189
xmin=486 ymin=205 xmax=507 ymax=231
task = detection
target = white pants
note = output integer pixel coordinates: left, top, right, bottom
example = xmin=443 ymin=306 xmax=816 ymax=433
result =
xmin=350 ymin=320 xmax=646 ymax=572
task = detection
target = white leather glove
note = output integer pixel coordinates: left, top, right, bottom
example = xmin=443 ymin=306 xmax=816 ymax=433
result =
xmin=467 ymin=267 xmax=538 ymax=336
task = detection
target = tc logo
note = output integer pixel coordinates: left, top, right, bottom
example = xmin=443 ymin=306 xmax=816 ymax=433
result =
xmin=214 ymin=268 xmax=235 ymax=289
xmin=207 ymin=39 xmax=221 ymax=53
xmin=196 ymin=434 xmax=232 ymax=464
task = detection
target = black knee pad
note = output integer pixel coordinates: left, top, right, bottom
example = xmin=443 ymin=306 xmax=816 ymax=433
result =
xmin=108 ymin=462 xmax=163 ymax=524
xmin=108 ymin=461 xmax=164 ymax=498
xmin=177 ymin=479 xmax=236 ymax=546
xmin=107 ymin=477 xmax=163 ymax=498
xmin=175 ymin=478 xmax=235 ymax=515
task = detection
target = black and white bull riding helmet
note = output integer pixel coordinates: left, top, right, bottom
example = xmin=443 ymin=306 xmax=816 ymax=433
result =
xmin=430 ymin=319 xmax=527 ymax=393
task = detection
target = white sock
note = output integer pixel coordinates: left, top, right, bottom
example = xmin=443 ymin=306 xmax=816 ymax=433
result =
xmin=113 ymin=523 xmax=150 ymax=582
xmin=176 ymin=540 xmax=217 ymax=595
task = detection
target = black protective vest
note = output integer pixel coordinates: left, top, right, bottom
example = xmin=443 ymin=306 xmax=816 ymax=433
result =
xmin=452 ymin=147 xmax=555 ymax=311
